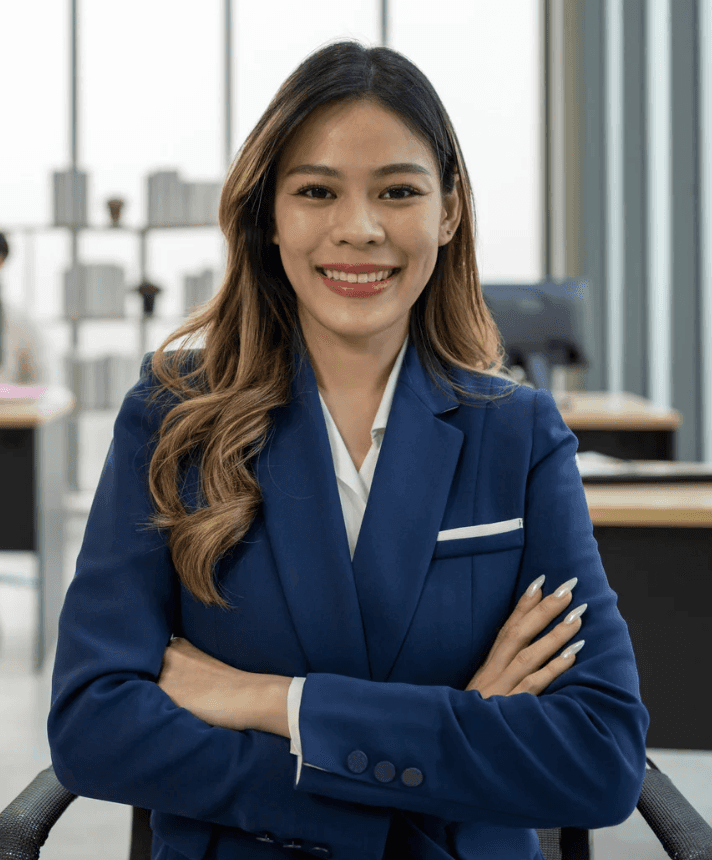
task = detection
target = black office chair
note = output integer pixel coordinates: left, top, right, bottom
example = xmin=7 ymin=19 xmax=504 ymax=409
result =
xmin=1 ymin=755 xmax=711 ymax=860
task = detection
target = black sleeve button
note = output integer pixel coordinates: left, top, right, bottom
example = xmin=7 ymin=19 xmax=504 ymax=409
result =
xmin=374 ymin=760 xmax=396 ymax=783
xmin=347 ymin=750 xmax=369 ymax=773
xmin=310 ymin=847 xmax=332 ymax=858
xmin=401 ymin=767 xmax=424 ymax=787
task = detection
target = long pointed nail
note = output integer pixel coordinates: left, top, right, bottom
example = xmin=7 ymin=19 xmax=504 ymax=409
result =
xmin=555 ymin=577 xmax=578 ymax=599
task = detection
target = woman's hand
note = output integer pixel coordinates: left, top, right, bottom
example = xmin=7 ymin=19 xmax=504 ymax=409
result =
xmin=157 ymin=637 xmax=278 ymax=733
xmin=466 ymin=576 xmax=586 ymax=698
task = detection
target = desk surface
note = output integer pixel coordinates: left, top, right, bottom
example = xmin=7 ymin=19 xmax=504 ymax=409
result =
xmin=0 ymin=387 xmax=76 ymax=427
xmin=584 ymin=482 xmax=712 ymax=526
xmin=556 ymin=390 xmax=681 ymax=430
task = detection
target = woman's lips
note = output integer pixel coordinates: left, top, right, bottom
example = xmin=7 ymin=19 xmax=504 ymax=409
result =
xmin=316 ymin=267 xmax=399 ymax=296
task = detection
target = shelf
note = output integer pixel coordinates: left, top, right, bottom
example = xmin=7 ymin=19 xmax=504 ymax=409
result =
xmin=47 ymin=314 xmax=190 ymax=322
xmin=5 ymin=219 xmax=218 ymax=493
xmin=5 ymin=223 xmax=220 ymax=233
xmin=0 ymin=572 xmax=40 ymax=589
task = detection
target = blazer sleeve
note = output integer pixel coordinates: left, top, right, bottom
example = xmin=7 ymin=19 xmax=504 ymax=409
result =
xmin=293 ymin=387 xmax=650 ymax=831
xmin=46 ymin=353 xmax=392 ymax=855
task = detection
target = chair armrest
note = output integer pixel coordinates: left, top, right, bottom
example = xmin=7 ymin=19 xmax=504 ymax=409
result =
xmin=637 ymin=757 xmax=712 ymax=860
xmin=0 ymin=765 xmax=78 ymax=860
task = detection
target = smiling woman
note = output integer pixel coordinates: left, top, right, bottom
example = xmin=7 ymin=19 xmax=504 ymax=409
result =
xmin=135 ymin=39 xmax=518 ymax=612
xmin=48 ymin=36 xmax=648 ymax=860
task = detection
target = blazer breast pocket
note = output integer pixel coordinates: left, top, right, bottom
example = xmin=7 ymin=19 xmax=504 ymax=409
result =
xmin=395 ymin=517 xmax=525 ymax=687
xmin=433 ymin=517 xmax=524 ymax=559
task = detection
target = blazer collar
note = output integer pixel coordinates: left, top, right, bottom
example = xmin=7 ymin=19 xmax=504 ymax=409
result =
xmin=254 ymin=336 xmax=490 ymax=682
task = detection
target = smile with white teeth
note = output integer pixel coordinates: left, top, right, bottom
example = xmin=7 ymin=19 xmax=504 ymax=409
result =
xmin=320 ymin=267 xmax=397 ymax=283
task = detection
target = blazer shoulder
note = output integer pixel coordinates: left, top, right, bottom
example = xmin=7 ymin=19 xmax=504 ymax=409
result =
xmin=120 ymin=349 xmax=204 ymax=435
xmin=130 ymin=348 xmax=205 ymax=401
xmin=449 ymin=365 xmax=534 ymax=409
xmin=137 ymin=348 xmax=204 ymax=384
xmin=476 ymin=376 xmax=565 ymax=428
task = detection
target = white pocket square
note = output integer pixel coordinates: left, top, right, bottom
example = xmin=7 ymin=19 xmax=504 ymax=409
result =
xmin=437 ymin=517 xmax=523 ymax=542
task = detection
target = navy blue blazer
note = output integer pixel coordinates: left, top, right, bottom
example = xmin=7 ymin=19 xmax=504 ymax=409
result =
xmin=47 ymin=341 xmax=649 ymax=860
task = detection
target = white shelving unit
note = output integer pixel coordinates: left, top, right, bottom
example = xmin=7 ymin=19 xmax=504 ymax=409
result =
xmin=2 ymin=221 xmax=221 ymax=499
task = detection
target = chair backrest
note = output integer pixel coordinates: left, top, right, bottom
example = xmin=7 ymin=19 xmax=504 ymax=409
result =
xmin=536 ymin=828 xmax=593 ymax=860
xmin=129 ymin=807 xmax=153 ymax=860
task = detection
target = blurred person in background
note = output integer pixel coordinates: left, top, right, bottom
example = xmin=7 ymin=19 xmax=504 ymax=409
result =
xmin=0 ymin=231 xmax=61 ymax=388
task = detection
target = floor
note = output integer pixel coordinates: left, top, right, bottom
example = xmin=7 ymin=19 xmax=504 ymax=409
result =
xmin=0 ymin=515 xmax=710 ymax=860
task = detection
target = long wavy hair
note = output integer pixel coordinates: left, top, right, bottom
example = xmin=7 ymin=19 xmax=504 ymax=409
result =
xmin=137 ymin=39 xmax=519 ymax=610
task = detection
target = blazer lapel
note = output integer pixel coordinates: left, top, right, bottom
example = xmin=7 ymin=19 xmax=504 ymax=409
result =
xmin=254 ymin=345 xmax=371 ymax=679
xmin=351 ymin=343 xmax=467 ymax=682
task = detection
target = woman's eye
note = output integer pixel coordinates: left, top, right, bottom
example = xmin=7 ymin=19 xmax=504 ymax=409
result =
xmin=296 ymin=185 xmax=420 ymax=200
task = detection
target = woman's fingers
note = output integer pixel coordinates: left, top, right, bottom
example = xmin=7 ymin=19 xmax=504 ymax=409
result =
xmin=508 ymin=623 xmax=585 ymax=696
xmin=465 ymin=577 xmax=585 ymax=698
xmin=489 ymin=584 xmax=574 ymax=672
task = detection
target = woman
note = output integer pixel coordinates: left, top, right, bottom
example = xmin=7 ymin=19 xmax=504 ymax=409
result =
xmin=47 ymin=40 xmax=649 ymax=860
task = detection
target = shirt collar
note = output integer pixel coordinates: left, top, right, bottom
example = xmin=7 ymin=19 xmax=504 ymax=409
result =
xmin=369 ymin=332 xmax=409 ymax=440
xmin=317 ymin=332 xmax=409 ymax=484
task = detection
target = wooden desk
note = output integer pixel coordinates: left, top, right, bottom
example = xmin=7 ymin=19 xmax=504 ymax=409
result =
xmin=585 ymin=481 xmax=712 ymax=751
xmin=557 ymin=391 xmax=682 ymax=460
xmin=0 ymin=387 xmax=76 ymax=672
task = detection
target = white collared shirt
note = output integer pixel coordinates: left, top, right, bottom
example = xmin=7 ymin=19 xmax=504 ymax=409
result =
xmin=288 ymin=332 xmax=410 ymax=784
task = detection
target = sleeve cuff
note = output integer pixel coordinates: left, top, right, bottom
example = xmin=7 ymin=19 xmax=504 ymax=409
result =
xmin=288 ymin=676 xmax=330 ymax=785
xmin=288 ymin=676 xmax=306 ymax=757
xmin=288 ymin=676 xmax=306 ymax=784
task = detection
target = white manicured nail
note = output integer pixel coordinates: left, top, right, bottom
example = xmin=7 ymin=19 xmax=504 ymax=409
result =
xmin=525 ymin=575 xmax=546 ymax=597
xmin=562 ymin=640 xmax=585 ymax=659
xmin=555 ymin=577 xmax=578 ymax=599
xmin=564 ymin=603 xmax=587 ymax=624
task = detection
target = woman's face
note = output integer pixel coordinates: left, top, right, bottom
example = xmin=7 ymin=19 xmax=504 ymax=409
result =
xmin=272 ymin=99 xmax=462 ymax=356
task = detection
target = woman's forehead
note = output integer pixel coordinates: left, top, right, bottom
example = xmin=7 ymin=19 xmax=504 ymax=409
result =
xmin=277 ymin=103 xmax=434 ymax=177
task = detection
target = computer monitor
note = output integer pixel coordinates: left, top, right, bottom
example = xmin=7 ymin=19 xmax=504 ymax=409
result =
xmin=480 ymin=279 xmax=593 ymax=392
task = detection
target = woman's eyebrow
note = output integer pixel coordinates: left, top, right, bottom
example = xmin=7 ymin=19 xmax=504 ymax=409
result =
xmin=285 ymin=162 xmax=432 ymax=179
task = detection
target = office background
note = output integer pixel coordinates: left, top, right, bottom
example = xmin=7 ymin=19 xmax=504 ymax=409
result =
xmin=1 ymin=1 xmax=711 ymax=858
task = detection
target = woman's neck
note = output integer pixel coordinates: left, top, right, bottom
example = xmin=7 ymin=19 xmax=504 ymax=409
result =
xmin=304 ymin=327 xmax=407 ymax=398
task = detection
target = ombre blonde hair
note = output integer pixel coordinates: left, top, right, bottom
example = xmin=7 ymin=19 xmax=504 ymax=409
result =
xmin=137 ymin=39 xmax=519 ymax=610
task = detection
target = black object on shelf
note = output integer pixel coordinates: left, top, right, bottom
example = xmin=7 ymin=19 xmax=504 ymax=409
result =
xmin=135 ymin=281 xmax=162 ymax=317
